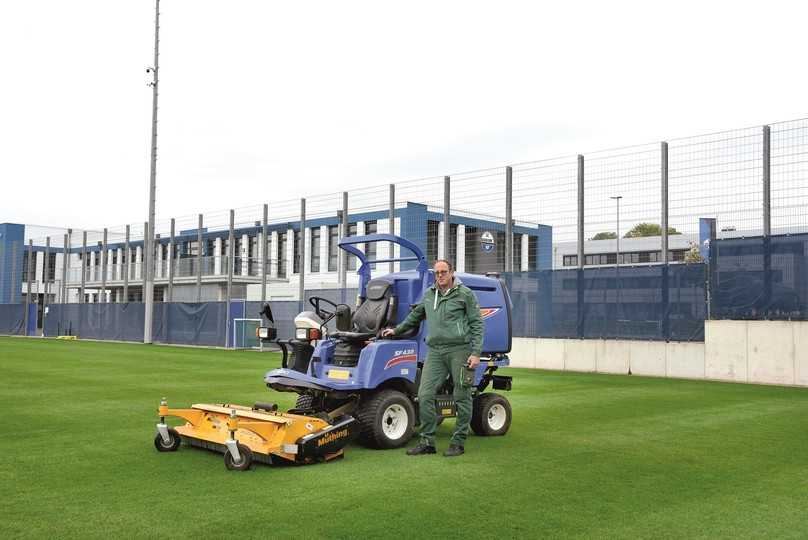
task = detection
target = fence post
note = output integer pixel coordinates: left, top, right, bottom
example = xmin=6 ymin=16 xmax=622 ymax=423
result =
xmin=43 ymin=237 xmax=50 ymax=332
xmin=761 ymin=125 xmax=772 ymax=319
xmin=101 ymin=228 xmax=108 ymax=303
xmin=576 ymin=155 xmax=585 ymax=339
xmin=443 ymin=176 xmax=450 ymax=266
xmin=225 ymin=210 xmax=234 ymax=348
xmin=661 ymin=142 xmax=670 ymax=340
xmin=62 ymin=232 xmax=70 ymax=304
xmin=505 ymin=166 xmax=513 ymax=273
xmin=389 ymin=184 xmax=395 ymax=274
xmin=339 ymin=192 xmax=348 ymax=292
xmin=299 ymin=198 xmax=306 ymax=312
xmin=167 ymin=218 xmax=175 ymax=303
xmin=80 ymin=231 xmax=87 ymax=304
xmin=261 ymin=204 xmax=268 ymax=304
xmin=196 ymin=214 xmax=203 ymax=302
xmin=25 ymin=240 xmax=33 ymax=333
xmin=123 ymin=225 xmax=130 ymax=302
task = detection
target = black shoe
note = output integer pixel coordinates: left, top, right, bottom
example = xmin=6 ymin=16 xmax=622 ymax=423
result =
xmin=443 ymin=444 xmax=464 ymax=457
xmin=406 ymin=443 xmax=436 ymax=456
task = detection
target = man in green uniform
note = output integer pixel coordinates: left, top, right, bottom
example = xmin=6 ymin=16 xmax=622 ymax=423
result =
xmin=382 ymin=259 xmax=484 ymax=457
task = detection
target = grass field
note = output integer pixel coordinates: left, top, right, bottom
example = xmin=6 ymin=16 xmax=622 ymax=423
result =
xmin=2 ymin=336 xmax=808 ymax=539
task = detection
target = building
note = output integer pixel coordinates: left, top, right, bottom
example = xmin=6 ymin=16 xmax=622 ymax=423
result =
xmin=0 ymin=202 xmax=551 ymax=311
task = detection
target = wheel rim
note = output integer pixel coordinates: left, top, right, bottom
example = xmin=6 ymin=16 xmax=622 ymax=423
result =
xmin=487 ymin=403 xmax=507 ymax=431
xmin=382 ymin=404 xmax=408 ymax=440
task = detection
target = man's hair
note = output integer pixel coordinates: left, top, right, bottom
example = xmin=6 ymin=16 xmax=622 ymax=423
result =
xmin=433 ymin=259 xmax=453 ymax=271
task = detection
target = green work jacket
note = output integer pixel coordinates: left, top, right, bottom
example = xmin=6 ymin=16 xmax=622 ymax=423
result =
xmin=393 ymin=278 xmax=484 ymax=356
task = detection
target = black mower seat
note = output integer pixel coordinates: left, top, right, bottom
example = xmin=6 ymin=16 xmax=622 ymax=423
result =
xmin=346 ymin=279 xmax=395 ymax=337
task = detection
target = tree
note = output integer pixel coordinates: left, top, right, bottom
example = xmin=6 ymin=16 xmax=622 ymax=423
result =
xmin=623 ymin=223 xmax=681 ymax=238
xmin=591 ymin=232 xmax=617 ymax=240
xmin=684 ymin=242 xmax=704 ymax=263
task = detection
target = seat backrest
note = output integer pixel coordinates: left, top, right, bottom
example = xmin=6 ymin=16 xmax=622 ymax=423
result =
xmin=352 ymin=279 xmax=394 ymax=333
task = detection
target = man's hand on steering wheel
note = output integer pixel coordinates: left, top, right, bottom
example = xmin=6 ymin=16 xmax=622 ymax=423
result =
xmin=381 ymin=328 xmax=396 ymax=338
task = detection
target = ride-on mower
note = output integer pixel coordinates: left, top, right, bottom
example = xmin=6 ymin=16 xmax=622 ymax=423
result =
xmin=154 ymin=233 xmax=514 ymax=470
xmin=262 ymin=233 xmax=514 ymax=450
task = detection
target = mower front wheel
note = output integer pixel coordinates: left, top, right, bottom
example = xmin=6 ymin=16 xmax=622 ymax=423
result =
xmin=224 ymin=443 xmax=253 ymax=471
xmin=356 ymin=389 xmax=415 ymax=449
xmin=471 ymin=393 xmax=512 ymax=436
xmin=153 ymin=427 xmax=181 ymax=452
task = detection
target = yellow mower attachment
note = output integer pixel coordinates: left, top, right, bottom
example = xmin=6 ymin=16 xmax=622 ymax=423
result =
xmin=154 ymin=398 xmax=357 ymax=470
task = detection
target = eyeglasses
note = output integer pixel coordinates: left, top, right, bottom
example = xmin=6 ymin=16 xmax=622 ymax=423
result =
xmin=435 ymin=270 xmax=451 ymax=276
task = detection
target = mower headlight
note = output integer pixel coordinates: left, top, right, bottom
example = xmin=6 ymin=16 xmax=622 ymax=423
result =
xmin=257 ymin=327 xmax=270 ymax=339
xmin=295 ymin=328 xmax=321 ymax=341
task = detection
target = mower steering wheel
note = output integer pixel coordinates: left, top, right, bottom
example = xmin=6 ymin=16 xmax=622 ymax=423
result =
xmin=309 ymin=296 xmax=338 ymax=320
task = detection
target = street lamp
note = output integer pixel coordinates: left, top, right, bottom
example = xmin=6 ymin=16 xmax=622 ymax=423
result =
xmin=610 ymin=196 xmax=622 ymax=267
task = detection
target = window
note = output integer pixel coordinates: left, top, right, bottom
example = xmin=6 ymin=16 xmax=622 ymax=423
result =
xmin=277 ymin=233 xmax=287 ymax=278
xmin=46 ymin=253 xmax=57 ymax=282
xmin=21 ymin=251 xmax=31 ymax=282
xmin=513 ymin=234 xmax=522 ymax=271
xmin=563 ymin=255 xmax=577 ymax=267
xmin=293 ymin=230 xmax=302 ymax=274
xmin=328 ymin=225 xmax=339 ymax=272
xmin=426 ymin=220 xmax=439 ymax=264
xmin=347 ymin=223 xmax=358 ymax=270
xmin=311 ymin=228 xmax=321 ymax=273
xmin=449 ymin=224 xmax=458 ymax=266
xmin=364 ymin=220 xmax=377 ymax=269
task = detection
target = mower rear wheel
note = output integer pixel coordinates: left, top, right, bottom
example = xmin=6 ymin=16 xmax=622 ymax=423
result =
xmin=224 ymin=443 xmax=253 ymax=471
xmin=471 ymin=393 xmax=512 ymax=436
xmin=356 ymin=389 xmax=415 ymax=449
xmin=153 ymin=427 xmax=181 ymax=452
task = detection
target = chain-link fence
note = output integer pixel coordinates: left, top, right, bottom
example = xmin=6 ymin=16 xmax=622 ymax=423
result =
xmin=3 ymin=118 xmax=807 ymax=344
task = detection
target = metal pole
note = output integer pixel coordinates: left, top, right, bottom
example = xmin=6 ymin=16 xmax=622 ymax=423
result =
xmin=143 ymin=0 xmax=161 ymax=344
xmin=25 ymin=240 xmax=33 ymax=312
xmin=443 ymin=176 xmax=450 ymax=265
xmin=763 ymin=125 xmax=772 ymax=316
xmin=80 ymin=231 xmax=87 ymax=304
xmin=661 ymin=142 xmax=669 ymax=264
xmin=298 ymin=198 xmax=306 ymax=310
xmin=196 ymin=214 xmax=203 ymax=302
xmin=225 ymin=210 xmax=234 ymax=348
xmin=167 ymin=218 xmax=175 ymax=303
xmin=505 ymin=166 xmax=513 ymax=273
xmin=61 ymin=231 xmax=70 ymax=303
xmin=611 ymin=196 xmax=622 ymax=267
xmin=123 ymin=225 xmax=130 ymax=302
xmin=763 ymin=125 xmax=771 ymax=237
xmin=339 ymin=191 xmax=348 ymax=287
xmin=576 ymin=155 xmax=585 ymax=339
xmin=142 ymin=221 xmax=148 ymax=301
xmin=389 ymin=184 xmax=395 ymax=274
xmin=577 ymin=155 xmax=584 ymax=269
xmin=261 ymin=204 xmax=268 ymax=304
xmin=43 ymin=237 xmax=51 ymax=317
xmin=100 ymin=229 xmax=108 ymax=303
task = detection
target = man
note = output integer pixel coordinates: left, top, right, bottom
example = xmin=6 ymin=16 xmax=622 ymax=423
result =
xmin=381 ymin=259 xmax=484 ymax=457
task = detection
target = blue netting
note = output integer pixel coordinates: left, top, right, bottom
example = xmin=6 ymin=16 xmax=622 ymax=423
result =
xmin=712 ymin=233 xmax=808 ymax=320
xmin=504 ymin=264 xmax=706 ymax=341
xmin=0 ymin=304 xmax=25 ymax=335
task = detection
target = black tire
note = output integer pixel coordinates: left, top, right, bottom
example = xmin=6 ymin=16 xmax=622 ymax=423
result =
xmin=356 ymin=389 xmax=415 ymax=449
xmin=471 ymin=393 xmax=512 ymax=436
xmin=153 ymin=427 xmax=181 ymax=452
xmin=224 ymin=443 xmax=253 ymax=471
xmin=295 ymin=394 xmax=314 ymax=410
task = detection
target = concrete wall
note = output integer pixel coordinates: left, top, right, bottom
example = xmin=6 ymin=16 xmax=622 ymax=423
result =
xmin=511 ymin=320 xmax=808 ymax=388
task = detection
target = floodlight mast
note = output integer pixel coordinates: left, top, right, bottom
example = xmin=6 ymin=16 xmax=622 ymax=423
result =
xmin=144 ymin=0 xmax=160 ymax=344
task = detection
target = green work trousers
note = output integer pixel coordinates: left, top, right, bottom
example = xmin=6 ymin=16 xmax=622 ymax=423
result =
xmin=417 ymin=345 xmax=473 ymax=447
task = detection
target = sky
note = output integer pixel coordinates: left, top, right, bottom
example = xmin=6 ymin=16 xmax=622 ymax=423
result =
xmin=1 ymin=0 xmax=806 ymax=233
